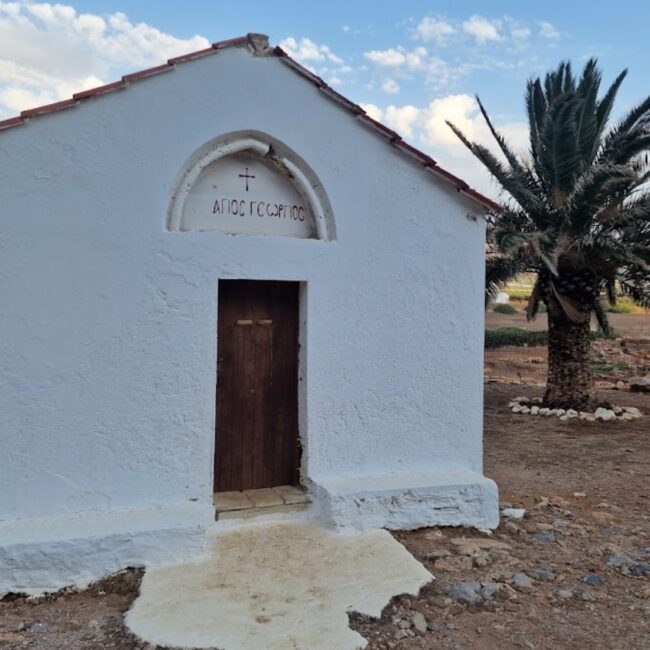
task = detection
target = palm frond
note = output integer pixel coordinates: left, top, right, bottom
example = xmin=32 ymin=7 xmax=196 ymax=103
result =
xmin=565 ymin=164 xmax=637 ymax=234
xmin=485 ymin=255 xmax=531 ymax=305
xmin=446 ymin=120 xmax=547 ymax=222
xmin=526 ymin=78 xmax=547 ymax=172
xmin=538 ymin=97 xmax=582 ymax=199
xmin=618 ymin=263 xmax=650 ymax=308
xmin=476 ymin=95 xmax=531 ymax=182
xmin=595 ymin=69 xmax=627 ymax=134
xmin=599 ymin=95 xmax=650 ymax=160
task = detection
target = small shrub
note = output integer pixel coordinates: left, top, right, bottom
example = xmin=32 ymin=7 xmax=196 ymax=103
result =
xmin=493 ymin=303 xmax=518 ymax=314
xmin=485 ymin=327 xmax=547 ymax=348
xmin=591 ymin=360 xmax=628 ymax=374
xmin=590 ymin=328 xmax=619 ymax=340
xmin=606 ymin=297 xmax=640 ymax=314
xmin=484 ymin=326 xmax=619 ymax=348
xmin=505 ymin=287 xmax=533 ymax=300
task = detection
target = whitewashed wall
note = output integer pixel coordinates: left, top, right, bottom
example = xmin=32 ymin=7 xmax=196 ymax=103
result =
xmin=0 ymin=46 xmax=496 ymax=593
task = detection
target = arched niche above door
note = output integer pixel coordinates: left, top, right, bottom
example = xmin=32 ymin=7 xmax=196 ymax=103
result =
xmin=167 ymin=131 xmax=335 ymax=240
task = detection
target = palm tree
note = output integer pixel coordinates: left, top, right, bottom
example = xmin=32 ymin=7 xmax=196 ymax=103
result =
xmin=448 ymin=59 xmax=650 ymax=410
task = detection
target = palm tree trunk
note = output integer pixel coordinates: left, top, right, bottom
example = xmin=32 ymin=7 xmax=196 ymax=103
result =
xmin=543 ymin=307 xmax=593 ymax=409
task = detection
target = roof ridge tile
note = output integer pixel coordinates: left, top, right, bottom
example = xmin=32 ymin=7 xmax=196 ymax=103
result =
xmin=73 ymin=80 xmax=126 ymax=101
xmin=122 ymin=63 xmax=173 ymax=83
xmin=21 ymin=98 xmax=78 ymax=119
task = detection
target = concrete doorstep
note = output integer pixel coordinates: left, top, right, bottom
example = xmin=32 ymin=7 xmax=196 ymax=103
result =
xmin=125 ymin=521 xmax=432 ymax=650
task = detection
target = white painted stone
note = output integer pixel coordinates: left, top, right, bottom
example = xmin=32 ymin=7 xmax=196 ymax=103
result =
xmin=594 ymin=408 xmax=616 ymax=421
xmin=530 ymin=406 xmax=539 ymax=415
xmin=0 ymin=43 xmax=495 ymax=592
xmin=494 ymin=292 xmax=509 ymax=304
xmin=126 ymin=521 xmax=432 ymax=650
xmin=502 ymin=508 xmax=526 ymax=520
xmin=623 ymin=406 xmax=641 ymax=416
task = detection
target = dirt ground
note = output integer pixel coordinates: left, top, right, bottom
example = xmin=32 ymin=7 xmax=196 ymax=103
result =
xmin=485 ymin=306 xmax=650 ymax=338
xmin=354 ymin=383 xmax=650 ymax=649
xmin=2 ymin=328 xmax=649 ymax=649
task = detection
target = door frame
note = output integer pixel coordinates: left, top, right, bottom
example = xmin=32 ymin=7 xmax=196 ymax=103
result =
xmin=212 ymin=278 xmax=307 ymax=493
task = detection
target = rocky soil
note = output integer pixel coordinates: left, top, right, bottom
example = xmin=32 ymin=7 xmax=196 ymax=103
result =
xmin=1 ymin=364 xmax=649 ymax=649
xmin=353 ymin=383 xmax=650 ymax=649
xmin=484 ymin=336 xmax=649 ymax=389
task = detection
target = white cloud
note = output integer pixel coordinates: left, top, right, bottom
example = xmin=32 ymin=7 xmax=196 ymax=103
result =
xmin=366 ymin=94 xmax=528 ymax=197
xmin=279 ymin=37 xmax=343 ymax=65
xmin=0 ymin=1 xmax=209 ymax=116
xmin=384 ymin=104 xmax=420 ymax=138
xmin=462 ymin=15 xmax=502 ymax=44
xmin=364 ymin=46 xmax=427 ymax=70
xmin=539 ymin=21 xmax=560 ymax=40
xmin=511 ymin=27 xmax=531 ymax=41
xmin=360 ymin=102 xmax=382 ymax=121
xmin=414 ymin=17 xmax=455 ymax=45
xmin=381 ymin=78 xmax=400 ymax=95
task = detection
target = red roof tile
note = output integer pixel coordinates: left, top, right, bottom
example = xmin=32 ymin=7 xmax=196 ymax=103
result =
xmin=167 ymin=47 xmax=216 ymax=65
xmin=212 ymin=36 xmax=249 ymax=50
xmin=73 ymin=80 xmax=126 ymax=101
xmin=122 ymin=63 xmax=172 ymax=83
xmin=21 ymin=98 xmax=78 ymax=118
xmin=0 ymin=116 xmax=24 ymax=130
xmin=0 ymin=32 xmax=499 ymax=212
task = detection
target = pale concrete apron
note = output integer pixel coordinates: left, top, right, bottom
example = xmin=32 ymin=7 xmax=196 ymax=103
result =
xmin=126 ymin=521 xmax=432 ymax=650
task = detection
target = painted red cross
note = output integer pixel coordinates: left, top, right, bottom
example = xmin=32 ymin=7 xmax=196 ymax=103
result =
xmin=238 ymin=167 xmax=256 ymax=192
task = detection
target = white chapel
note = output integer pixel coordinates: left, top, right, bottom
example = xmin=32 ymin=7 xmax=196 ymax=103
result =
xmin=0 ymin=33 xmax=498 ymax=594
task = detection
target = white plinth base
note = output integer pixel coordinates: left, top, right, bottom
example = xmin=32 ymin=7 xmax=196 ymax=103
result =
xmin=0 ymin=503 xmax=213 ymax=596
xmin=309 ymin=469 xmax=499 ymax=531
xmin=0 ymin=471 xmax=498 ymax=595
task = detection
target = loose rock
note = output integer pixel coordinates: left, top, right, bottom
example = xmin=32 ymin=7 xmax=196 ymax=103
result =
xmin=424 ymin=549 xmax=451 ymax=560
xmin=480 ymin=583 xmax=501 ymax=599
xmin=410 ymin=611 xmax=427 ymax=634
xmin=529 ymin=569 xmax=555 ymax=581
xmin=449 ymin=581 xmax=482 ymax=604
xmin=608 ymin=553 xmax=636 ymax=568
xmin=582 ymin=573 xmax=605 ymax=587
xmin=502 ymin=508 xmax=526 ymax=521
xmin=434 ymin=556 xmax=473 ymax=572
xmin=594 ymin=407 xmax=616 ymax=421
xmin=512 ymin=573 xmax=534 ymax=590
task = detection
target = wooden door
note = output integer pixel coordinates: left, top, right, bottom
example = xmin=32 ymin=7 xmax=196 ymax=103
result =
xmin=214 ymin=280 xmax=300 ymax=492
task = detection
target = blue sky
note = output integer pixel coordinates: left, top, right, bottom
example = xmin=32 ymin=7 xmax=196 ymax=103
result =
xmin=1 ymin=1 xmax=647 ymax=197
